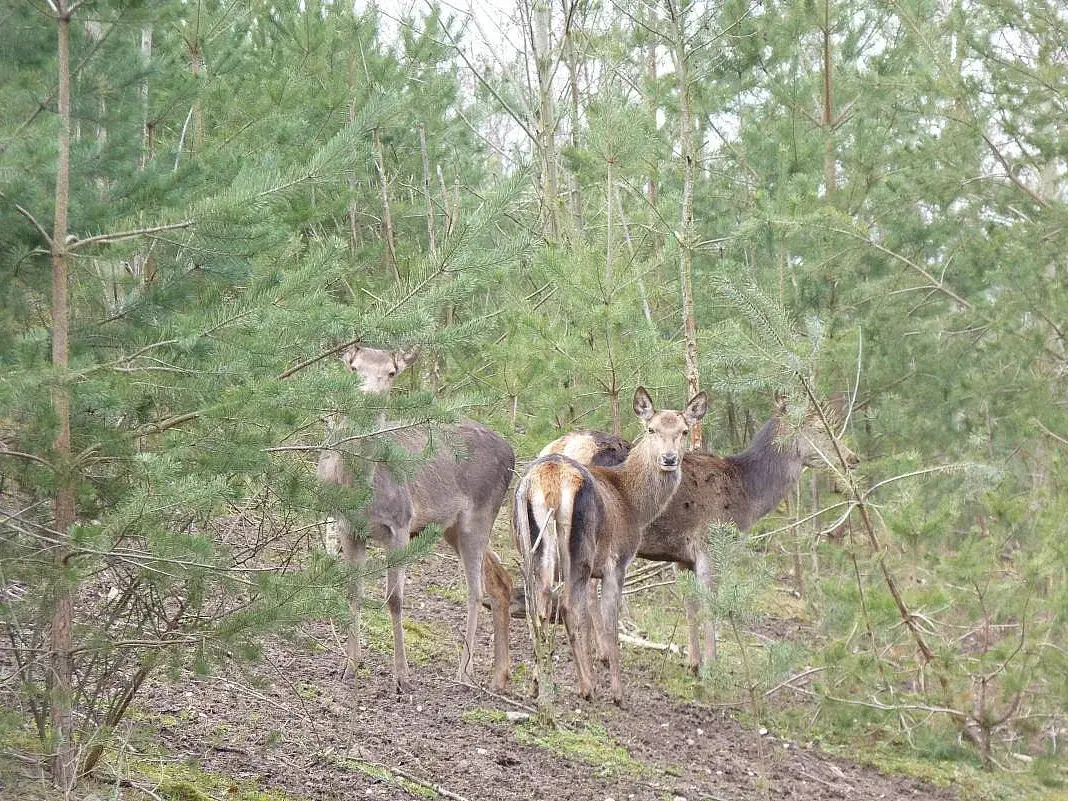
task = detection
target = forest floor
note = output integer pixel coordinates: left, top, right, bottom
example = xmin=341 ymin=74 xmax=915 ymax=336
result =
xmin=118 ymin=550 xmax=968 ymax=801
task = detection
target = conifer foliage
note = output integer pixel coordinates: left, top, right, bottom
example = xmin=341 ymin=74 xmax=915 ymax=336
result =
xmin=0 ymin=0 xmax=518 ymax=788
xmin=1 ymin=0 xmax=1067 ymax=789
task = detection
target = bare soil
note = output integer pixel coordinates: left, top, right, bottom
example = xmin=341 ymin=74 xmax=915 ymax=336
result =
xmin=134 ymin=553 xmax=959 ymax=801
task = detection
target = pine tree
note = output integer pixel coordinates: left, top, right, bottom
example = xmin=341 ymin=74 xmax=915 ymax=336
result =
xmin=0 ymin=2 xmax=523 ymax=788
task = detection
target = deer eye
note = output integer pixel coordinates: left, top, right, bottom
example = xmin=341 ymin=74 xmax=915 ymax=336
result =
xmin=388 ymin=370 xmax=396 ymax=377
xmin=682 ymin=428 xmax=689 ymax=436
xmin=647 ymin=427 xmax=655 ymax=434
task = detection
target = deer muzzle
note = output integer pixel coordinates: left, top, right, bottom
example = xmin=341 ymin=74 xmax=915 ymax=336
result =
xmin=658 ymin=453 xmax=680 ymax=471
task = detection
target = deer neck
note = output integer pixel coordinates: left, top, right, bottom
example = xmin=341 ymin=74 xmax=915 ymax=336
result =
xmin=616 ymin=436 xmax=682 ymax=528
xmin=727 ymin=417 xmax=804 ymax=529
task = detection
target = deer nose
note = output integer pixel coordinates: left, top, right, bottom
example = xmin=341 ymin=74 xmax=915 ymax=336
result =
xmin=845 ymin=450 xmax=860 ymax=468
xmin=660 ymin=453 xmax=679 ymax=469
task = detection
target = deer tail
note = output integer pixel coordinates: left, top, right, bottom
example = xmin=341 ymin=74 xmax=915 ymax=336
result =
xmin=513 ymin=465 xmax=560 ymax=623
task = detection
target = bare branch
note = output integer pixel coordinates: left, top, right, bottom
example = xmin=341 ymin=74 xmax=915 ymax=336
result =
xmin=436 ymin=24 xmax=537 ymax=144
xmin=14 ymin=204 xmax=54 ymax=248
xmin=823 ymin=224 xmax=971 ymax=310
xmin=277 ymin=337 xmax=358 ymax=380
xmin=267 ymin=418 xmax=436 ymax=454
xmin=0 ymin=448 xmax=54 ymax=469
xmin=1035 ymin=418 xmax=1068 ymax=448
xmin=979 ymin=131 xmax=1049 ymax=209
xmin=68 ymin=219 xmax=194 ymax=251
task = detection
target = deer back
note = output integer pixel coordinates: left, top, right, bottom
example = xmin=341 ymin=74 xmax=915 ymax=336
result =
xmin=538 ymin=430 xmax=632 ymax=467
xmin=639 ymin=452 xmax=750 ymax=565
xmin=387 ymin=421 xmax=515 ymax=535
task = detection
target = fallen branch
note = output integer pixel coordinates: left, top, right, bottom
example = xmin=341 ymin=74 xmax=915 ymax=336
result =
xmin=763 ymin=667 xmax=826 ymax=699
xmin=447 ymin=678 xmax=537 ymax=715
xmin=619 ymin=631 xmax=680 ymax=654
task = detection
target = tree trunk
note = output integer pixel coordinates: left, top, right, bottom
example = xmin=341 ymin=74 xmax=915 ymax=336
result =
xmin=531 ymin=0 xmax=559 ymax=241
xmin=822 ymin=0 xmax=837 ymax=197
xmin=616 ymin=190 xmax=654 ymax=327
xmin=138 ymin=25 xmax=157 ymax=284
xmin=645 ymin=10 xmax=662 ymax=256
xmin=372 ymin=127 xmax=400 ymax=282
xmin=419 ymin=123 xmax=437 ymax=253
xmin=606 ymin=155 xmax=614 ymax=283
xmin=562 ymin=0 xmax=585 ymax=236
xmin=666 ymin=1 xmax=703 ymax=448
xmin=50 ymin=3 xmax=77 ymax=789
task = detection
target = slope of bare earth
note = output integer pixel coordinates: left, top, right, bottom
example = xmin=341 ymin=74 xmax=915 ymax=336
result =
xmin=129 ymin=553 xmax=958 ymax=801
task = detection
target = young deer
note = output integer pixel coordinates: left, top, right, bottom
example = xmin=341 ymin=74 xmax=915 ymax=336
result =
xmin=539 ymin=394 xmax=859 ymax=671
xmin=317 ymin=345 xmax=515 ymax=692
xmin=513 ymin=387 xmax=707 ymax=705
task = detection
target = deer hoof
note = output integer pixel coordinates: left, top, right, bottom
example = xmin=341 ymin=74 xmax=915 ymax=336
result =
xmin=456 ymin=668 xmax=476 ymax=686
xmin=394 ymin=675 xmax=414 ymax=695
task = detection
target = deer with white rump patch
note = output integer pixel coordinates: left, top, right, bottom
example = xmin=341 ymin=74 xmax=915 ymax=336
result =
xmin=513 ymin=386 xmax=707 ymax=705
xmin=317 ymin=345 xmax=515 ymax=692
xmin=539 ymin=393 xmax=859 ymax=672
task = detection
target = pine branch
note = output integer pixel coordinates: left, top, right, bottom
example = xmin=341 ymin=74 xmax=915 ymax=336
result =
xmin=0 ymin=448 xmax=54 ymax=469
xmin=277 ymin=338 xmax=358 ymax=380
xmin=435 ymin=24 xmax=536 ymax=144
xmin=68 ymin=219 xmax=194 ymax=251
xmin=13 ymin=204 xmax=54 ymax=248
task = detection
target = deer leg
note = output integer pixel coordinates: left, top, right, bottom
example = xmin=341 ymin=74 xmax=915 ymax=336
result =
xmin=563 ymin=572 xmax=595 ymax=700
xmin=587 ymin=578 xmax=609 ymax=663
xmin=450 ymin=519 xmax=485 ymax=686
xmin=482 ymin=551 xmax=513 ymax=692
xmin=383 ymin=525 xmax=413 ymax=694
xmin=599 ymin=559 xmax=627 ymax=707
xmin=338 ymin=518 xmax=366 ymax=681
xmin=684 ymin=589 xmax=702 ymax=673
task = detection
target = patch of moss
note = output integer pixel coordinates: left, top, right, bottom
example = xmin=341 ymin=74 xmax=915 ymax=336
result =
xmin=759 ymin=704 xmax=1068 ymax=801
xmin=358 ymin=607 xmax=452 ymax=666
xmin=514 ymin=718 xmax=647 ymax=778
xmin=426 ymin=581 xmax=466 ymax=604
xmin=337 ymin=756 xmax=439 ymax=799
xmin=126 ymin=758 xmax=297 ymax=801
xmin=461 ymin=707 xmax=509 ymax=725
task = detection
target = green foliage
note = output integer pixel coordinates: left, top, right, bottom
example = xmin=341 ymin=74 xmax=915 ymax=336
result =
xmin=0 ymin=0 xmax=521 ymax=784
xmin=3 ymin=0 xmax=1068 ymax=787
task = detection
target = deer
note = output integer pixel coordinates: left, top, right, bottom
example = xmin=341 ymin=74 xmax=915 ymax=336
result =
xmin=538 ymin=394 xmax=859 ymax=672
xmin=513 ymin=386 xmax=708 ymax=705
xmin=317 ymin=345 xmax=515 ymax=693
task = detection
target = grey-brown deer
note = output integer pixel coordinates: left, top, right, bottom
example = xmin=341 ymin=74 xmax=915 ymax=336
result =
xmin=317 ymin=345 xmax=515 ymax=692
xmin=513 ymin=387 xmax=707 ymax=705
xmin=539 ymin=394 xmax=859 ymax=671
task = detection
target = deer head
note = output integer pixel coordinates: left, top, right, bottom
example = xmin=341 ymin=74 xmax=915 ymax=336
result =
xmin=339 ymin=345 xmax=419 ymax=394
xmin=774 ymin=391 xmax=859 ymax=469
xmin=633 ymin=386 xmax=708 ymax=472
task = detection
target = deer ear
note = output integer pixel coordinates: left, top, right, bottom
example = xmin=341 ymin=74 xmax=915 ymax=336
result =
xmin=774 ymin=390 xmax=788 ymax=415
xmin=396 ymin=346 xmax=420 ymax=372
xmin=632 ymin=386 xmax=655 ymax=421
xmin=340 ymin=344 xmax=361 ymax=368
xmin=684 ymin=392 xmax=708 ymax=425
xmin=826 ymin=390 xmax=849 ymax=419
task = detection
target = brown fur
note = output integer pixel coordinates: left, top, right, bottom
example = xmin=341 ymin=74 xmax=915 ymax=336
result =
xmin=513 ymin=387 xmax=707 ymax=705
xmin=318 ymin=346 xmax=515 ymax=692
xmin=539 ymin=400 xmax=859 ymax=670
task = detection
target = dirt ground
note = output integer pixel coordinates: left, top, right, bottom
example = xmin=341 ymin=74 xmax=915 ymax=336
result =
xmin=134 ymin=552 xmax=959 ymax=801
